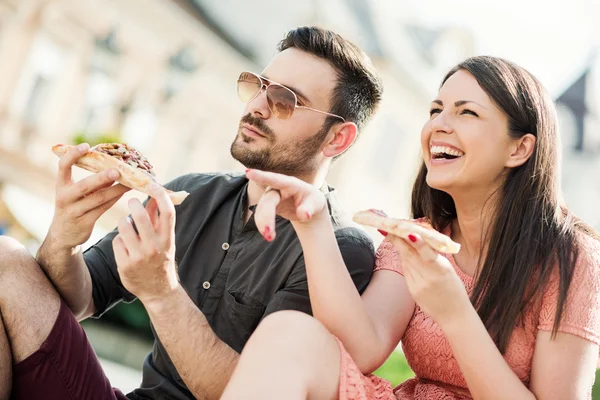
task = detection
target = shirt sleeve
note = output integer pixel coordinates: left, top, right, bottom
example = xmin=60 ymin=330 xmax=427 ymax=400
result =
xmin=374 ymin=239 xmax=404 ymax=275
xmin=537 ymin=235 xmax=600 ymax=345
xmin=84 ymin=174 xmax=190 ymax=318
xmin=263 ymin=229 xmax=375 ymax=318
xmin=84 ymin=228 xmax=135 ymax=318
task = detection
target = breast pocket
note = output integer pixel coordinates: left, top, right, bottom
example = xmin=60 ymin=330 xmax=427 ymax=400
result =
xmin=223 ymin=291 xmax=266 ymax=352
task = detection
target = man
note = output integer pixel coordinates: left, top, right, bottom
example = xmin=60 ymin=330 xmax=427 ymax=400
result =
xmin=0 ymin=26 xmax=383 ymax=399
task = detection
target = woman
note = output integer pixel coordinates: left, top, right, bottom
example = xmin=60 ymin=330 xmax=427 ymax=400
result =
xmin=221 ymin=56 xmax=600 ymax=399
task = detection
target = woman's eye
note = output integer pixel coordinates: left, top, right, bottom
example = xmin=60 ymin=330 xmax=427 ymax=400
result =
xmin=461 ymin=109 xmax=478 ymax=117
xmin=429 ymin=108 xmax=442 ymax=116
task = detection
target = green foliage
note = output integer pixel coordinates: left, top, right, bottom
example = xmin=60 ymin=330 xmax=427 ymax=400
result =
xmin=72 ymin=131 xmax=122 ymax=146
xmin=373 ymin=350 xmax=414 ymax=386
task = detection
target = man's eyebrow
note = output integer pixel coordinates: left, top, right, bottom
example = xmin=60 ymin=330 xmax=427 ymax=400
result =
xmin=262 ymin=74 xmax=312 ymax=104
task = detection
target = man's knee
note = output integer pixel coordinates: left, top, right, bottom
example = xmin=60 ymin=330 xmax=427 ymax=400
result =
xmin=0 ymin=236 xmax=60 ymax=362
xmin=0 ymin=236 xmax=34 ymax=277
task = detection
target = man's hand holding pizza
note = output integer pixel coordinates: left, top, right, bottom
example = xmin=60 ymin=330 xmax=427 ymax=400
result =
xmin=48 ymin=143 xmax=131 ymax=250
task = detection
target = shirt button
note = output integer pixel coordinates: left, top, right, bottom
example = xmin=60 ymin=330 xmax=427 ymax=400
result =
xmin=221 ymin=242 xmax=230 ymax=250
xmin=202 ymin=281 xmax=211 ymax=290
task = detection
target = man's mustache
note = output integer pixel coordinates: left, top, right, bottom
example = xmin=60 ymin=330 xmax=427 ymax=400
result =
xmin=239 ymin=114 xmax=275 ymax=138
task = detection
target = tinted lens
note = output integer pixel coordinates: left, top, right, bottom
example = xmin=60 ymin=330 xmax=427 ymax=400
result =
xmin=237 ymin=72 xmax=261 ymax=103
xmin=266 ymin=85 xmax=296 ymax=119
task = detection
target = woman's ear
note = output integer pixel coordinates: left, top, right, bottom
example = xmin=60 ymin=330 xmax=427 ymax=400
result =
xmin=322 ymin=122 xmax=357 ymax=158
xmin=505 ymin=133 xmax=536 ymax=168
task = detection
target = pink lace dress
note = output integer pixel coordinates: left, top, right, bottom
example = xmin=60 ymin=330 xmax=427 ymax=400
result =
xmin=337 ymin=227 xmax=600 ymax=400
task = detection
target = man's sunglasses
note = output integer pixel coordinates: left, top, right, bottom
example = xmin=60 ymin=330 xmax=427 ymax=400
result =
xmin=237 ymin=71 xmax=345 ymax=121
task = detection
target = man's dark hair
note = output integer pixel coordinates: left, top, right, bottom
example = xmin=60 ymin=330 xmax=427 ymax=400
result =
xmin=277 ymin=26 xmax=383 ymax=136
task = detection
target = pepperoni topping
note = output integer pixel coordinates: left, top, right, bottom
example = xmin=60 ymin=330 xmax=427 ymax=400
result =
xmin=93 ymin=143 xmax=155 ymax=176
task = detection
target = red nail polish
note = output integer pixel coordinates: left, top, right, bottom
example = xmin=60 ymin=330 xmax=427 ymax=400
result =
xmin=264 ymin=226 xmax=272 ymax=241
xmin=305 ymin=212 xmax=311 ymax=220
xmin=245 ymin=169 xmax=250 ymax=174
xmin=377 ymin=229 xmax=388 ymax=237
xmin=408 ymin=234 xmax=417 ymax=243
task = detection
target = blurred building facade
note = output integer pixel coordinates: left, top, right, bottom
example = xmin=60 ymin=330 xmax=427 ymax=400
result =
xmin=0 ymin=0 xmax=256 ymax=243
xmin=0 ymin=0 xmax=476 ymax=248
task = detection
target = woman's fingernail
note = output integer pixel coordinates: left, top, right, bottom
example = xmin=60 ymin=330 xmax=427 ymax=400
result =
xmin=305 ymin=212 xmax=311 ymax=220
xmin=377 ymin=229 xmax=388 ymax=237
xmin=245 ymin=169 xmax=250 ymax=174
xmin=264 ymin=226 xmax=271 ymax=241
xmin=408 ymin=234 xmax=417 ymax=243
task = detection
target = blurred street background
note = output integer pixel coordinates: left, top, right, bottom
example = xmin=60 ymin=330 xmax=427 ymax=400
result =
xmin=0 ymin=0 xmax=599 ymax=396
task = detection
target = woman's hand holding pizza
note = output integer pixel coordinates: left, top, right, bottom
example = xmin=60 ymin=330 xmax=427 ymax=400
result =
xmin=245 ymin=169 xmax=328 ymax=241
xmin=354 ymin=210 xmax=471 ymax=330
xmin=386 ymin=232 xmax=472 ymax=330
xmin=49 ymin=143 xmax=130 ymax=249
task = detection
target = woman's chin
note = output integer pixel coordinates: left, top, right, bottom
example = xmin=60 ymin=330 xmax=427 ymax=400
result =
xmin=425 ymin=174 xmax=455 ymax=192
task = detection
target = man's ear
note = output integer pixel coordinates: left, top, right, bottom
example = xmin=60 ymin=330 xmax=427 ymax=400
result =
xmin=323 ymin=122 xmax=357 ymax=158
xmin=505 ymin=133 xmax=536 ymax=168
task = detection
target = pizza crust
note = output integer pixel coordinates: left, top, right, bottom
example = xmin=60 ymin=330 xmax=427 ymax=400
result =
xmin=353 ymin=210 xmax=461 ymax=254
xmin=52 ymin=144 xmax=189 ymax=205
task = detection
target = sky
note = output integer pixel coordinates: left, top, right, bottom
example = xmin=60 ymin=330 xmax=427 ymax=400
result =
xmin=403 ymin=0 xmax=600 ymax=95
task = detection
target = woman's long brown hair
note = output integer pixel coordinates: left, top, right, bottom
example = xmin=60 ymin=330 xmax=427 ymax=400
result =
xmin=411 ymin=56 xmax=600 ymax=352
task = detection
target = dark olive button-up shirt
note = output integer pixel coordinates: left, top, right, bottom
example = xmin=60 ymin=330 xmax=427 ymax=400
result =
xmin=84 ymin=173 xmax=375 ymax=399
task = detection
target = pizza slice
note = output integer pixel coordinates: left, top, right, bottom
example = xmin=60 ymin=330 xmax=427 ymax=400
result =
xmin=353 ymin=209 xmax=461 ymax=254
xmin=52 ymin=143 xmax=189 ymax=205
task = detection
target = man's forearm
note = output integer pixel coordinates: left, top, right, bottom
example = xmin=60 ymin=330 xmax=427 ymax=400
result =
xmin=143 ymin=286 xmax=239 ymax=400
xmin=36 ymin=233 xmax=94 ymax=320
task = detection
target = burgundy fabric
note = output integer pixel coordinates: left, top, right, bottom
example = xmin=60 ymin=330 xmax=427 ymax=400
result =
xmin=11 ymin=300 xmax=127 ymax=400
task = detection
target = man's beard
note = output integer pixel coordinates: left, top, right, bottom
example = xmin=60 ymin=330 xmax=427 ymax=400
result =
xmin=230 ymin=114 xmax=329 ymax=176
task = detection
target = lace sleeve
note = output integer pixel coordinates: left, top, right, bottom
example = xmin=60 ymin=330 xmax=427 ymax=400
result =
xmin=374 ymin=239 xmax=403 ymax=275
xmin=538 ymin=235 xmax=600 ymax=344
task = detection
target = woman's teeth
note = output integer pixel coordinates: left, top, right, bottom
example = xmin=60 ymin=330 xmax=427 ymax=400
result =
xmin=430 ymin=145 xmax=464 ymax=159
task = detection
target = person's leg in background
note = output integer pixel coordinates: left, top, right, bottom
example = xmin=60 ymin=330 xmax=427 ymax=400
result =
xmin=0 ymin=236 xmax=124 ymax=400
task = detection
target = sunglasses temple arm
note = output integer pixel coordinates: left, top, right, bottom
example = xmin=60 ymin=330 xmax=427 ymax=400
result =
xmin=296 ymin=106 xmax=345 ymax=122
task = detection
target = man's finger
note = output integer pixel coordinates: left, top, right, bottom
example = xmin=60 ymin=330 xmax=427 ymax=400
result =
xmin=254 ymin=189 xmax=281 ymax=242
xmin=128 ymin=198 xmax=156 ymax=243
xmin=112 ymin=235 xmax=129 ymax=263
xmin=65 ymin=168 xmax=121 ymax=202
xmin=145 ymin=198 xmax=160 ymax=230
xmin=86 ymin=192 xmax=125 ymax=224
xmin=117 ymin=216 xmax=140 ymax=254
xmin=73 ymin=184 xmax=130 ymax=216
xmin=57 ymin=143 xmax=90 ymax=186
xmin=148 ymin=183 xmax=175 ymax=239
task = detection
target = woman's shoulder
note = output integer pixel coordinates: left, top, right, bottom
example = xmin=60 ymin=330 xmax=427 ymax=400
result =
xmin=574 ymin=230 xmax=600 ymax=274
